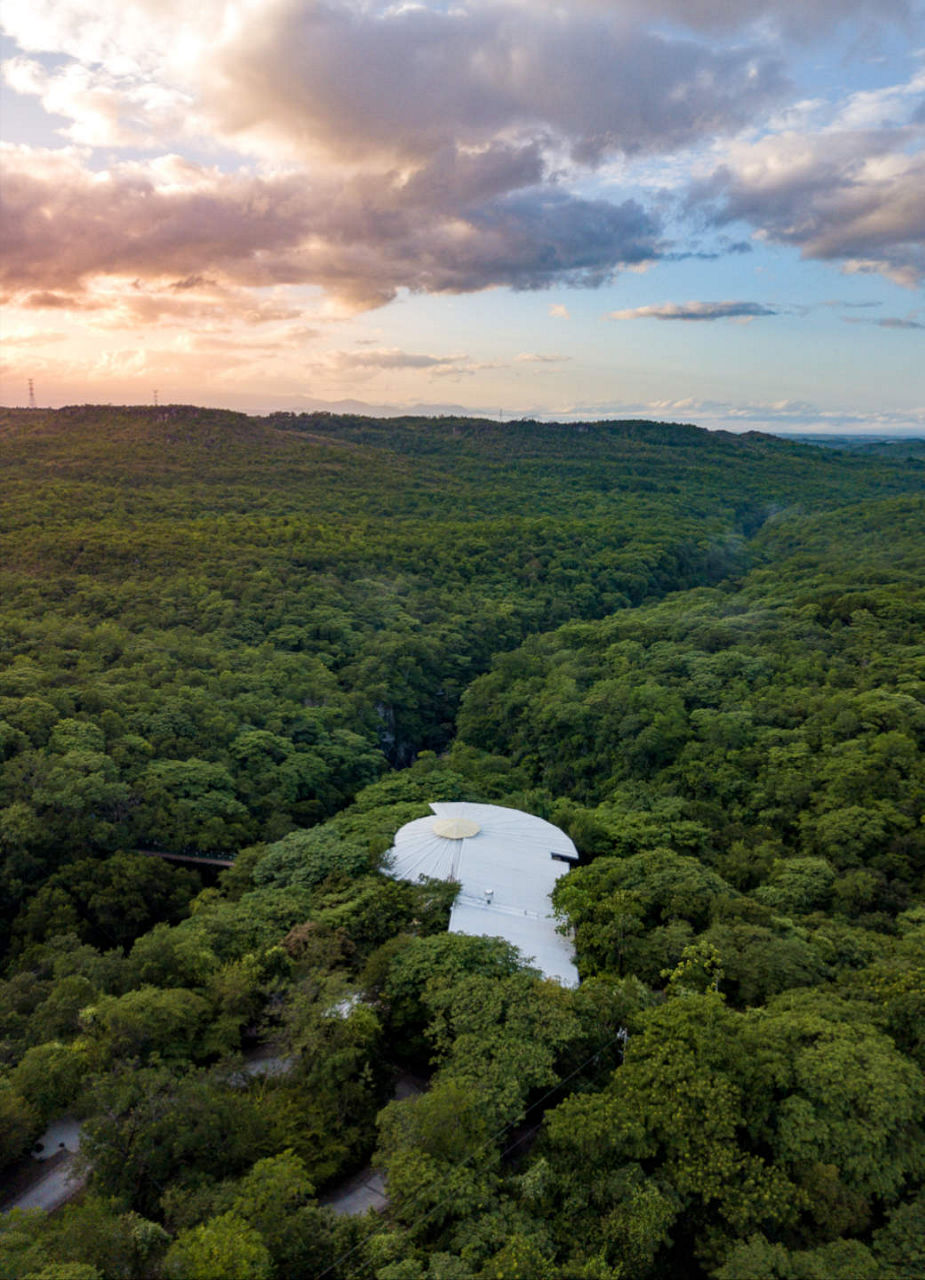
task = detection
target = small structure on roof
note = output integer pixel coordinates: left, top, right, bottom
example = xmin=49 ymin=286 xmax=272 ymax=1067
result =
xmin=386 ymin=801 xmax=579 ymax=987
xmin=432 ymin=816 xmax=481 ymax=839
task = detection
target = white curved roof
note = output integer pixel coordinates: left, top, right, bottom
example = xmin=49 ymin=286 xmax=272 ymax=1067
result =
xmin=387 ymin=801 xmax=579 ymax=987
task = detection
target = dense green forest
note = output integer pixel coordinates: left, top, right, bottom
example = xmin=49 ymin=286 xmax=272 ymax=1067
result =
xmin=0 ymin=406 xmax=923 ymax=1279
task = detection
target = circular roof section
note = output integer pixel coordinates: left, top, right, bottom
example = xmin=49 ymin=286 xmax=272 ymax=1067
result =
xmin=432 ymin=817 xmax=481 ymax=839
xmin=387 ymin=802 xmax=579 ymax=987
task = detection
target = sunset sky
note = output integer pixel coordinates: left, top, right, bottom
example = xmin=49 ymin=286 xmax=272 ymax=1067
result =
xmin=2 ymin=0 xmax=923 ymax=431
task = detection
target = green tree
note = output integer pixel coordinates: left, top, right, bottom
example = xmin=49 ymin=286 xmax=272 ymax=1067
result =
xmin=137 ymin=759 xmax=253 ymax=851
xmin=79 ymin=986 xmax=211 ymax=1065
xmin=874 ymin=1191 xmax=925 ymax=1279
xmin=543 ymin=994 xmax=796 ymax=1271
xmin=163 ymin=1213 xmax=272 ymax=1280
xmin=0 ymin=1081 xmax=41 ymax=1173
xmin=252 ymin=824 xmax=373 ymax=891
xmin=479 ymin=1233 xmax=553 ymax=1280
xmin=10 ymin=1042 xmax=88 ymax=1123
xmin=81 ymin=1067 xmax=270 ymax=1216
xmin=377 ymin=1080 xmax=501 ymax=1234
xmin=741 ymin=992 xmax=925 ymax=1236
xmin=381 ymin=933 xmax=527 ymax=1058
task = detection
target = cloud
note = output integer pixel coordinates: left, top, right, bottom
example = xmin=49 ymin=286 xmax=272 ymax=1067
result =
xmin=20 ymin=289 xmax=103 ymax=310
xmin=208 ymin=5 xmax=789 ymax=168
xmin=187 ymin=333 xmax=303 ymax=353
xmin=561 ymin=394 xmax=925 ymax=432
xmin=821 ymin=298 xmax=882 ymax=308
xmin=609 ymin=300 xmax=781 ymax=320
xmin=876 ymin=316 xmax=925 ymax=329
xmin=514 ymin=352 xmax=569 ymax=363
xmin=1 ymin=2 xmax=788 ymax=166
xmin=696 ymin=67 xmax=925 ymax=285
xmin=331 ymin=349 xmax=468 ymax=372
xmin=1 ymin=0 xmax=919 ymax=323
xmin=844 ymin=315 xmax=925 ymax=329
xmin=1 ymin=328 xmax=69 ymax=345
xmin=564 ymin=0 xmax=912 ymax=38
xmin=318 ymin=347 xmax=502 ymax=379
xmin=106 ymin=288 xmax=301 ymax=328
xmin=0 ymin=2 xmax=789 ymax=321
xmin=2 ymin=54 xmax=192 ymax=147
xmin=0 ymin=144 xmax=664 ymax=311
xmin=549 ymin=303 xmax=570 ymax=319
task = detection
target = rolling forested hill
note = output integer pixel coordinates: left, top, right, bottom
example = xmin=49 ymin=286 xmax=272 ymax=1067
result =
xmin=1 ymin=406 xmax=923 ymax=1279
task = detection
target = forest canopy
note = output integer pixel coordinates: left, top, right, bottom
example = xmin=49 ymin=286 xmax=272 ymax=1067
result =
xmin=0 ymin=406 xmax=923 ymax=1279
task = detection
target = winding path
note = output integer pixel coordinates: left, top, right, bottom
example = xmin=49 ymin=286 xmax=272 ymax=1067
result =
xmin=322 ymin=1071 xmax=426 ymax=1217
xmin=2 ymin=1118 xmax=86 ymax=1215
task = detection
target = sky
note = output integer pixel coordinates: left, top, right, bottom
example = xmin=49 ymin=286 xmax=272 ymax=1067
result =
xmin=1 ymin=0 xmax=923 ymax=432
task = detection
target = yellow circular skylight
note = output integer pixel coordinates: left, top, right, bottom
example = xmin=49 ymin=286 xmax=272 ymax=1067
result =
xmin=432 ymin=817 xmax=481 ymax=839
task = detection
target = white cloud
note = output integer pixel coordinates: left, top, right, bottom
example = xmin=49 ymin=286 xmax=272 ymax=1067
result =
xmin=314 ymin=347 xmax=502 ymax=379
xmin=1 ymin=1 xmax=788 ymax=166
xmin=328 ymin=348 xmax=469 ymax=371
xmin=560 ymin=395 xmax=925 ymax=432
xmin=609 ymin=300 xmax=781 ymax=320
xmin=697 ymin=62 xmax=925 ymax=284
xmin=2 ymin=55 xmax=194 ymax=146
xmin=1 ymin=327 xmax=69 ymax=345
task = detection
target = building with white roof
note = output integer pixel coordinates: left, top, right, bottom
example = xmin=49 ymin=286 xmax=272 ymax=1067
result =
xmin=386 ymin=801 xmax=579 ymax=987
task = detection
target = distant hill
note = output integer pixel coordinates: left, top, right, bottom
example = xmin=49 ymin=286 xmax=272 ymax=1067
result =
xmin=777 ymin=431 xmax=925 ymax=460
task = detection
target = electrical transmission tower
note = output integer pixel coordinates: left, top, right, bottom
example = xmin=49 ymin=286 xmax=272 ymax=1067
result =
xmin=153 ymin=389 xmax=159 ymax=407
xmin=28 ymin=379 xmax=36 ymax=409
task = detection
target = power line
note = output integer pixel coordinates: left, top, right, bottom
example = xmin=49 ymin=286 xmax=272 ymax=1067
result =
xmin=315 ymin=1025 xmax=629 ymax=1280
xmin=323 ymin=1028 xmax=627 ymax=1280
